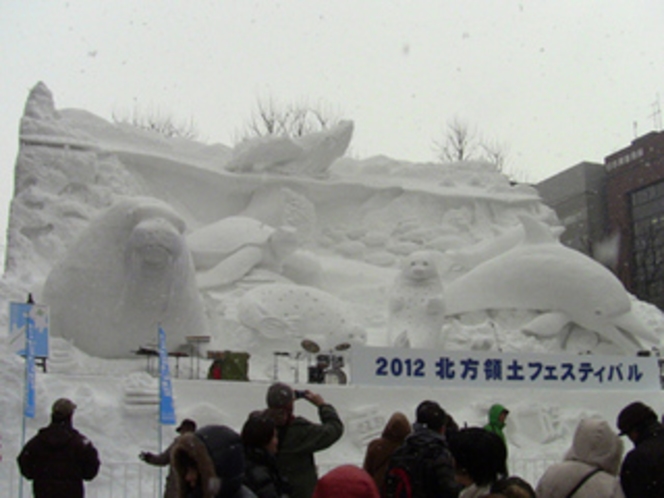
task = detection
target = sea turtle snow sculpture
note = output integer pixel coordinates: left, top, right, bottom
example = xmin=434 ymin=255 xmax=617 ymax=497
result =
xmin=187 ymin=216 xmax=299 ymax=289
xmin=42 ymin=196 xmax=207 ymax=358
xmin=237 ymin=283 xmax=367 ymax=351
xmin=444 ymin=215 xmax=660 ymax=354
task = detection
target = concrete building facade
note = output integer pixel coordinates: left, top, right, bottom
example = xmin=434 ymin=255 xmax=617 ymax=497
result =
xmin=605 ymin=130 xmax=664 ymax=309
xmin=536 ymin=161 xmax=607 ymax=256
xmin=536 ymin=130 xmax=664 ymax=310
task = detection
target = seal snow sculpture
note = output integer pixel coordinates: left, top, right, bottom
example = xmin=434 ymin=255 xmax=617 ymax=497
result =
xmin=445 ymin=215 xmax=660 ymax=353
xmin=42 ymin=197 xmax=207 ymax=358
xmin=388 ymin=250 xmax=446 ymax=348
xmin=186 ymin=216 xmax=299 ymax=289
xmin=237 ymin=283 xmax=366 ymax=350
xmin=225 ymin=120 xmax=354 ymax=178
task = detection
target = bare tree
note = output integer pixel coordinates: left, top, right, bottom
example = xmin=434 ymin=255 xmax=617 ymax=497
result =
xmin=434 ymin=116 xmax=480 ymax=162
xmin=236 ymin=96 xmax=339 ymax=143
xmin=433 ymin=116 xmax=524 ymax=180
xmin=481 ymin=139 xmax=509 ymax=172
xmin=112 ymin=105 xmax=199 ymax=140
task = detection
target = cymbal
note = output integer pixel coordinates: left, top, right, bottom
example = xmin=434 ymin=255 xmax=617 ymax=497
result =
xmin=335 ymin=342 xmax=351 ymax=351
xmin=301 ymin=339 xmax=321 ymax=353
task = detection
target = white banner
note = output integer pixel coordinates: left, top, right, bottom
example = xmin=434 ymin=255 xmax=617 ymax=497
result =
xmin=350 ymin=346 xmax=661 ymax=390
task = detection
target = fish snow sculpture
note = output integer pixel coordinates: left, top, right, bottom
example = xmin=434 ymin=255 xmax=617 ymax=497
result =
xmin=444 ymin=215 xmax=659 ymax=353
xmin=237 ymin=283 xmax=366 ymax=351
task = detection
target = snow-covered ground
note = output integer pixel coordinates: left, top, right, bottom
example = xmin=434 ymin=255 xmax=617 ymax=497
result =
xmin=2 ymin=83 xmax=664 ymax=497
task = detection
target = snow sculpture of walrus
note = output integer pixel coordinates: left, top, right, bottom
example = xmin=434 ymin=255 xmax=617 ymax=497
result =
xmin=388 ymin=250 xmax=446 ymax=348
xmin=42 ymin=196 xmax=207 ymax=358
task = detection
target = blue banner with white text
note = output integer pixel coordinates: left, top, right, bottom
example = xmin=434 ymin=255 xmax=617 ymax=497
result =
xmin=158 ymin=327 xmax=176 ymax=425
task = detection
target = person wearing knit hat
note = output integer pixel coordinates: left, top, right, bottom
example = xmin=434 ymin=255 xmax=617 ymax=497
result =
xmin=263 ymin=383 xmax=343 ymax=498
xmin=139 ymin=418 xmax=198 ymax=498
xmin=51 ymin=397 xmax=77 ymax=420
xmin=616 ymin=401 xmax=664 ymax=498
xmin=18 ymin=397 xmax=100 ymax=498
xmin=617 ymin=401 xmax=657 ymax=436
xmin=312 ymin=465 xmax=380 ymax=498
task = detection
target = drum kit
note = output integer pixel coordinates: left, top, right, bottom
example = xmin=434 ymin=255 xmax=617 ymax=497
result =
xmin=301 ymin=339 xmax=350 ymax=385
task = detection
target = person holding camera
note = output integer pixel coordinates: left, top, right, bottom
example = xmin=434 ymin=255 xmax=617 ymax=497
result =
xmin=263 ymin=382 xmax=343 ymax=498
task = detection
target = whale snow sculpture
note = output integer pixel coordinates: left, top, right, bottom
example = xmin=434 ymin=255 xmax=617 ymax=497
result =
xmin=187 ymin=217 xmax=299 ymax=289
xmin=444 ymin=215 xmax=659 ymax=353
xmin=42 ymin=197 xmax=207 ymax=358
xmin=237 ymin=283 xmax=366 ymax=351
xmin=388 ymin=250 xmax=446 ymax=348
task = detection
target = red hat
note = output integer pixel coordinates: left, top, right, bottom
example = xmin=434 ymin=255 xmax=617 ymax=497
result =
xmin=313 ymin=465 xmax=380 ymax=498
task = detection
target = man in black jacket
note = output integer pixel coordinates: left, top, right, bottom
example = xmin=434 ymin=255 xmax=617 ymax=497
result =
xmin=18 ymin=398 xmax=100 ymax=498
xmin=617 ymin=401 xmax=664 ymax=498
xmin=386 ymin=400 xmax=461 ymax=498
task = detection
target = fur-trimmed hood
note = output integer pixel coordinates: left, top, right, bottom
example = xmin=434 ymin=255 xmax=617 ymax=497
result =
xmin=171 ymin=432 xmax=220 ymax=498
xmin=172 ymin=426 xmax=247 ymax=498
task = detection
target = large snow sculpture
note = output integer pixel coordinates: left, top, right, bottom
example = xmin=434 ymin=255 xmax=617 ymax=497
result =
xmin=237 ymin=283 xmax=366 ymax=351
xmin=42 ymin=197 xmax=207 ymax=358
xmin=388 ymin=250 xmax=446 ymax=348
xmin=444 ymin=215 xmax=660 ymax=353
xmin=186 ymin=217 xmax=300 ymax=289
xmin=225 ymin=120 xmax=354 ymax=177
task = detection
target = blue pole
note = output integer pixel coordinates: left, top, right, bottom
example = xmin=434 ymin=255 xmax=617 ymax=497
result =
xmin=19 ymin=302 xmax=35 ymax=498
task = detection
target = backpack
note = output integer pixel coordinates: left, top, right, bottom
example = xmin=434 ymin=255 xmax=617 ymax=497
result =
xmin=384 ymin=440 xmax=439 ymax=498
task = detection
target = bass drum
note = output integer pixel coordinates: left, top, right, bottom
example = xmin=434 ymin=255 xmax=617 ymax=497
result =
xmin=324 ymin=367 xmax=347 ymax=385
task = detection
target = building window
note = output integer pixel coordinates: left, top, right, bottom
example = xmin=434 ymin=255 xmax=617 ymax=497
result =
xmin=631 ymin=180 xmax=664 ymax=308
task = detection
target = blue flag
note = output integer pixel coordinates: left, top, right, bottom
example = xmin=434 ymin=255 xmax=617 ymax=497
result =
xmin=158 ymin=327 xmax=176 ymax=425
xmin=24 ymin=311 xmax=36 ymax=418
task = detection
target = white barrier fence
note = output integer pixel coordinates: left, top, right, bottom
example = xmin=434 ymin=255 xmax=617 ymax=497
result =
xmin=2 ymin=457 xmax=556 ymax=498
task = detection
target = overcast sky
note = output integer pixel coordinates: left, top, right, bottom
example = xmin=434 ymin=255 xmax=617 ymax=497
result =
xmin=1 ymin=0 xmax=663 ymax=246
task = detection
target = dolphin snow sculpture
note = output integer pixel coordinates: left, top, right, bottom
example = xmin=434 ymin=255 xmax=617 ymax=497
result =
xmin=444 ymin=215 xmax=659 ymax=353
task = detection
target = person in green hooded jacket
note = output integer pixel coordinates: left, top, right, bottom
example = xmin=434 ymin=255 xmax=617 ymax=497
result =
xmin=484 ymin=404 xmax=509 ymax=456
xmin=264 ymin=383 xmax=343 ymax=498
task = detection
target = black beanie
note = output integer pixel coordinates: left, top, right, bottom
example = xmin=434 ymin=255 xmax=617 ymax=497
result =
xmin=617 ymin=401 xmax=658 ymax=435
xmin=241 ymin=412 xmax=276 ymax=448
